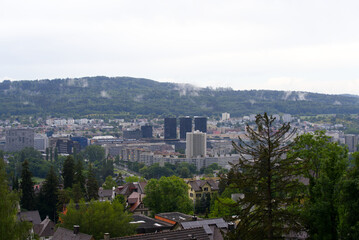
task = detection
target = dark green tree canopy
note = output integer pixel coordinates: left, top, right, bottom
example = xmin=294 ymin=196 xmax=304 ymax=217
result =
xmin=59 ymin=199 xmax=136 ymax=240
xmin=225 ymin=113 xmax=304 ymax=240
xmin=38 ymin=166 xmax=59 ymax=221
xmin=62 ymin=155 xmax=75 ymax=189
xmin=144 ymin=176 xmax=192 ymax=214
xmin=0 ymin=158 xmax=32 ymax=239
xmin=20 ymin=159 xmax=35 ymax=211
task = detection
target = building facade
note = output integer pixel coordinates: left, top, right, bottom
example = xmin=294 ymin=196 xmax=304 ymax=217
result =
xmin=186 ymin=130 xmax=206 ymax=158
xmin=164 ymin=118 xmax=177 ymax=139
xmin=179 ymin=117 xmax=192 ymax=140
xmin=5 ymin=128 xmax=34 ymax=152
xmin=194 ymin=117 xmax=207 ymax=133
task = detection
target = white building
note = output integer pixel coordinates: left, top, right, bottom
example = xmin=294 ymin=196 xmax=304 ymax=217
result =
xmin=34 ymin=134 xmax=49 ymax=153
xmin=186 ymin=130 xmax=206 ymax=158
xmin=221 ymin=112 xmax=230 ymax=121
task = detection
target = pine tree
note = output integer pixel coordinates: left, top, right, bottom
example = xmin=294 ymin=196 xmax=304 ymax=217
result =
xmin=54 ymin=148 xmax=58 ymax=162
xmin=20 ymin=160 xmax=35 ymax=210
xmin=62 ymin=155 xmax=75 ymax=189
xmin=39 ymin=166 xmax=59 ymax=221
xmin=46 ymin=147 xmax=49 ymax=161
xmin=86 ymin=164 xmax=99 ymax=201
xmin=74 ymin=158 xmax=86 ymax=194
xmin=50 ymin=147 xmax=53 ymax=161
xmin=225 ymin=113 xmax=304 ymax=240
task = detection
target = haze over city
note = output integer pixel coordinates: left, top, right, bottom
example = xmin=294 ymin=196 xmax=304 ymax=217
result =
xmin=1 ymin=0 xmax=359 ymax=94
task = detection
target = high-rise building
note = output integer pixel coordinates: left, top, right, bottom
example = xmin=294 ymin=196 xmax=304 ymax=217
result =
xmin=5 ymin=128 xmax=34 ymax=152
xmin=141 ymin=125 xmax=153 ymax=138
xmin=123 ymin=129 xmax=142 ymax=140
xmin=164 ymin=118 xmax=177 ymax=139
xmin=194 ymin=117 xmax=207 ymax=133
xmin=34 ymin=134 xmax=49 ymax=153
xmin=345 ymin=134 xmax=358 ymax=152
xmin=179 ymin=117 xmax=192 ymax=140
xmin=221 ymin=112 xmax=230 ymax=121
xmin=186 ymin=130 xmax=206 ymax=158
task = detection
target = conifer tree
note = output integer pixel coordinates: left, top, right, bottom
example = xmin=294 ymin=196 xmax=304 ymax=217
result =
xmin=62 ymin=155 xmax=75 ymax=189
xmin=20 ymin=160 xmax=35 ymax=210
xmin=50 ymin=147 xmax=53 ymax=161
xmin=38 ymin=166 xmax=59 ymax=221
xmin=74 ymin=158 xmax=86 ymax=194
xmin=46 ymin=147 xmax=49 ymax=161
xmin=86 ymin=164 xmax=99 ymax=201
xmin=54 ymin=148 xmax=58 ymax=162
xmin=225 ymin=113 xmax=304 ymax=240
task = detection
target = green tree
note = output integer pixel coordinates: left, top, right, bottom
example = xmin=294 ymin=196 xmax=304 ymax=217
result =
xmin=54 ymin=148 xmax=58 ymax=162
xmin=71 ymin=183 xmax=84 ymax=203
xmin=38 ymin=166 xmax=59 ymax=221
xmin=125 ymin=175 xmax=139 ymax=183
xmin=46 ymin=147 xmax=49 ymax=161
xmin=86 ymin=164 xmax=99 ymax=201
xmin=0 ymin=158 xmax=32 ymax=239
xmin=292 ymin=131 xmax=348 ymax=240
xmin=84 ymin=145 xmax=105 ymax=163
xmin=62 ymin=155 xmax=75 ymax=189
xmin=59 ymin=199 xmax=136 ymax=240
xmin=74 ymin=158 xmax=86 ymax=194
xmin=144 ymin=176 xmax=192 ymax=214
xmin=339 ymin=152 xmax=359 ymax=239
xmin=102 ymin=175 xmax=117 ymax=190
xmin=225 ymin=113 xmax=304 ymax=240
xmin=50 ymin=147 xmax=53 ymax=161
xmin=20 ymin=160 xmax=35 ymax=210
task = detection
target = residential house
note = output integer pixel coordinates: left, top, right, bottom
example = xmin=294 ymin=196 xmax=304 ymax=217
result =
xmin=105 ymin=227 xmax=210 ymax=240
xmin=130 ymin=214 xmax=172 ymax=234
xmin=187 ymin=179 xmax=219 ymax=201
xmin=33 ymin=216 xmax=56 ymax=240
xmin=180 ymin=218 xmax=229 ymax=240
xmin=52 ymin=226 xmax=94 ymax=240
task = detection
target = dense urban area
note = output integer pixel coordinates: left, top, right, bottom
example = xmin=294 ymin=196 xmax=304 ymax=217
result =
xmin=1 ymin=110 xmax=359 ymax=240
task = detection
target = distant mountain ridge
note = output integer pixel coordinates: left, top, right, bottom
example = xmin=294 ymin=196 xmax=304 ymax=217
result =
xmin=1 ymin=76 xmax=358 ymax=119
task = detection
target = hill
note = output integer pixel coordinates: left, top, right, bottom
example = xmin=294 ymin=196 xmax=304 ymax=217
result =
xmin=1 ymin=76 xmax=358 ymax=119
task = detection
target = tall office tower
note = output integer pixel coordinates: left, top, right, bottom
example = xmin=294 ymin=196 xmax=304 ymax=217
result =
xmin=194 ymin=117 xmax=207 ymax=133
xmin=141 ymin=125 xmax=153 ymax=138
xmin=5 ymin=128 xmax=34 ymax=152
xmin=345 ymin=134 xmax=358 ymax=152
xmin=186 ymin=130 xmax=206 ymax=158
xmin=221 ymin=112 xmax=230 ymax=121
xmin=179 ymin=117 xmax=192 ymax=140
xmin=164 ymin=118 xmax=177 ymax=139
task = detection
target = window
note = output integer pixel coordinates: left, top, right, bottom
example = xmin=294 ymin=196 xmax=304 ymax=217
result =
xmin=190 ymin=193 xmax=193 ymax=197
xmin=204 ymin=187 xmax=208 ymax=191
xmin=196 ymin=194 xmax=201 ymax=198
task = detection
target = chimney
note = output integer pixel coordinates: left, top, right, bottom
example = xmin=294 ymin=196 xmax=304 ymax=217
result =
xmin=192 ymin=215 xmax=197 ymax=221
xmin=104 ymin=233 xmax=110 ymax=240
xmin=73 ymin=225 xmax=80 ymax=235
xmin=228 ymin=222 xmax=235 ymax=231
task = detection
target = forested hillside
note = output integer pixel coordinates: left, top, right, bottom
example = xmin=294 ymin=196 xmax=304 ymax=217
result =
xmin=1 ymin=76 xmax=358 ymax=119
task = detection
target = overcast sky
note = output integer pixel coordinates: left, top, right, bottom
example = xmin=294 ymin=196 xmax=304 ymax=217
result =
xmin=1 ymin=0 xmax=359 ymax=94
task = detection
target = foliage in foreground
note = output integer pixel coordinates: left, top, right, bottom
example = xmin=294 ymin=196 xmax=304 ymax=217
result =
xmin=144 ymin=175 xmax=193 ymax=214
xmin=0 ymin=158 xmax=32 ymax=240
xmin=59 ymin=199 xmax=136 ymax=240
xmin=223 ymin=113 xmax=305 ymax=240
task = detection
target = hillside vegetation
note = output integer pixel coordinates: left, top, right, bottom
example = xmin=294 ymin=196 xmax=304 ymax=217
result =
xmin=1 ymin=76 xmax=358 ymax=119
